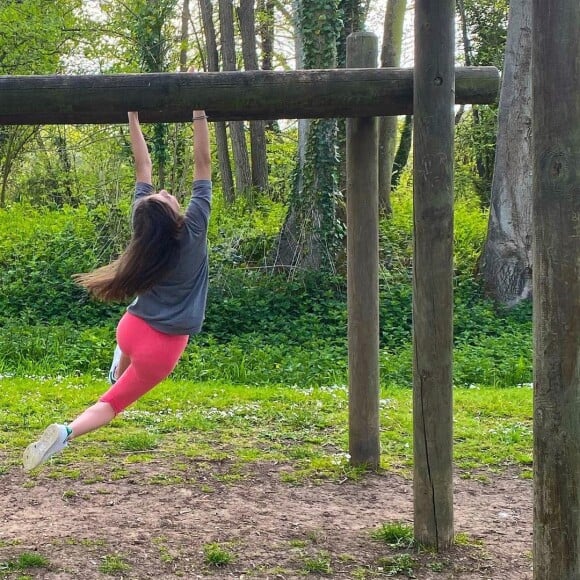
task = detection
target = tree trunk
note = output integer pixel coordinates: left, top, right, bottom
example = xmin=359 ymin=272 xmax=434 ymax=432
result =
xmin=378 ymin=0 xmax=407 ymax=215
xmin=199 ymin=0 xmax=234 ymax=203
xmin=169 ymin=0 xmax=191 ymax=196
xmin=0 ymin=126 xmax=37 ymax=207
xmin=391 ymin=114 xmax=412 ymax=189
xmin=218 ymin=0 xmax=252 ymax=195
xmin=272 ymin=0 xmax=309 ymax=269
xmin=274 ymin=0 xmax=342 ymax=271
xmin=336 ymin=1 xmax=365 ymax=205
xmin=54 ymin=129 xmax=75 ymax=206
xmin=532 ymin=0 xmax=580 ymax=576
xmin=456 ymin=0 xmax=498 ymax=204
xmin=337 ymin=0 xmax=364 ymax=68
xmin=179 ymin=0 xmax=190 ymax=72
xmin=132 ymin=0 xmax=178 ymax=189
xmin=454 ymin=0 xmax=470 ymax=128
xmin=479 ymin=0 xmax=532 ymax=308
xmin=257 ymin=0 xmax=278 ymax=132
xmin=237 ymin=0 xmax=269 ymax=192
xmin=257 ymin=0 xmax=274 ymax=72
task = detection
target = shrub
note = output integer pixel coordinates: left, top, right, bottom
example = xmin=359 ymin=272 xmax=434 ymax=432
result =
xmin=0 ymin=204 xmax=125 ymax=326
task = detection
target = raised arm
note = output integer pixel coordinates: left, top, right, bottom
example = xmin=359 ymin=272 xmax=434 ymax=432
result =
xmin=128 ymin=111 xmax=152 ymax=185
xmin=193 ymin=109 xmax=211 ymax=181
xmin=189 ymin=69 xmax=211 ymax=181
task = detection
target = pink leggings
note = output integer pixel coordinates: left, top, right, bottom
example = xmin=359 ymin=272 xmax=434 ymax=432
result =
xmin=100 ymin=312 xmax=189 ymax=414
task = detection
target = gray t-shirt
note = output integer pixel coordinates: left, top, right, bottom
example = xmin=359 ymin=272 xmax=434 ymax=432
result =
xmin=127 ymin=180 xmax=212 ymax=335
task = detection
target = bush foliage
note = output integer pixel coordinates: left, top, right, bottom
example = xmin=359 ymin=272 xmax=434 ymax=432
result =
xmin=0 ymin=177 xmax=532 ymax=389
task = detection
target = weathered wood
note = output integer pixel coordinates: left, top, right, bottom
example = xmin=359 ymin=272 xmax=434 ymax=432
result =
xmin=346 ymin=32 xmax=380 ymax=469
xmin=0 ymin=67 xmax=498 ymax=125
xmin=412 ymin=0 xmax=455 ymax=550
xmin=532 ymin=0 xmax=580 ymax=577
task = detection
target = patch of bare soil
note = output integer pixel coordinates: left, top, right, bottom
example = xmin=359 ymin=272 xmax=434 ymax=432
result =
xmin=0 ymin=461 xmax=532 ymax=579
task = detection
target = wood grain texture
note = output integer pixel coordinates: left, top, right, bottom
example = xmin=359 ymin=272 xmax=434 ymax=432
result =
xmin=346 ymin=32 xmax=380 ymax=469
xmin=412 ymin=0 xmax=455 ymax=550
xmin=532 ymin=0 xmax=580 ymax=577
xmin=0 ymin=67 xmax=498 ymax=124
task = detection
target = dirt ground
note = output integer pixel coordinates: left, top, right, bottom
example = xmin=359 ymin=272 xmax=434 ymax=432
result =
xmin=0 ymin=460 xmax=532 ymax=579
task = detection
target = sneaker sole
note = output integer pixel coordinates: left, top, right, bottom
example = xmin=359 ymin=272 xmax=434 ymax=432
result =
xmin=23 ymin=424 xmax=62 ymax=472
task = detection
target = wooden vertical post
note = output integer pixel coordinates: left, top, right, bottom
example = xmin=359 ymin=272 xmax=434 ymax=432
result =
xmin=346 ymin=32 xmax=380 ymax=469
xmin=532 ymin=0 xmax=580 ymax=576
xmin=412 ymin=0 xmax=455 ymax=549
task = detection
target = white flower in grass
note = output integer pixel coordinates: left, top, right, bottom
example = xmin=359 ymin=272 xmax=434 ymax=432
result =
xmin=331 ymin=452 xmax=351 ymax=465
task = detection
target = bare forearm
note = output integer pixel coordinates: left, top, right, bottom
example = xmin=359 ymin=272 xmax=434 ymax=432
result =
xmin=193 ymin=110 xmax=211 ymax=181
xmin=128 ymin=112 xmax=152 ymax=184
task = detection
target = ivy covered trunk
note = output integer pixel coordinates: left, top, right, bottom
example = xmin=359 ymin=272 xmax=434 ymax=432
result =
xmin=336 ymin=0 xmax=365 ymax=206
xmin=274 ymin=0 xmax=343 ymax=271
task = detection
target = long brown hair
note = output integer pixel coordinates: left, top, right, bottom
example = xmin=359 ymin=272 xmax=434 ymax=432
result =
xmin=74 ymin=197 xmax=185 ymax=302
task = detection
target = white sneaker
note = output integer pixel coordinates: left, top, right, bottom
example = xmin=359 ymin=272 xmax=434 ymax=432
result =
xmin=23 ymin=424 xmax=71 ymax=471
xmin=108 ymin=344 xmax=122 ymax=384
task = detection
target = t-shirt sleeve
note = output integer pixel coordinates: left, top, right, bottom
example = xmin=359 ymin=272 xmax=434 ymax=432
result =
xmin=134 ymin=181 xmax=155 ymax=202
xmin=185 ymin=179 xmax=212 ymax=236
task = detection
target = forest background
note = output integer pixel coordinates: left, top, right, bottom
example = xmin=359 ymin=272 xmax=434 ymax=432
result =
xmin=0 ymin=0 xmax=531 ymax=393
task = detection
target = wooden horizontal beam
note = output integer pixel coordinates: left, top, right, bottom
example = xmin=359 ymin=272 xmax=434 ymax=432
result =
xmin=0 ymin=67 xmax=498 ymax=125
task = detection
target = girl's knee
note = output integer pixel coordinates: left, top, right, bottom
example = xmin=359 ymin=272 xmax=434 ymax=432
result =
xmin=135 ymin=359 xmax=176 ymax=385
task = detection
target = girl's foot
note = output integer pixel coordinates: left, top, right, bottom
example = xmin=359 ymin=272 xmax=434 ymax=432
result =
xmin=23 ymin=424 xmax=71 ymax=471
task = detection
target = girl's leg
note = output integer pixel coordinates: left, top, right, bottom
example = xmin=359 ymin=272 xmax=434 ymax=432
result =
xmin=108 ymin=345 xmax=131 ymax=384
xmin=24 ymin=402 xmax=116 ymax=471
xmin=23 ymin=313 xmax=187 ymax=471
xmin=96 ymin=314 xmax=189 ymax=422
xmin=68 ymin=401 xmax=116 ymax=439
xmin=99 ymin=332 xmax=188 ymax=414
xmin=116 ymin=351 xmax=131 ymax=379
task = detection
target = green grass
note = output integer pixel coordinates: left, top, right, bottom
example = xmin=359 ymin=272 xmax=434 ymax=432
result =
xmin=301 ymin=551 xmax=332 ymax=574
xmin=98 ymin=554 xmax=130 ymax=575
xmin=372 ymin=522 xmax=415 ymax=548
xmin=0 ymin=376 xmax=532 ymax=481
xmin=152 ymin=536 xmax=175 ymax=564
xmin=455 ymin=532 xmax=484 ymax=547
xmin=203 ymin=542 xmax=234 ymax=567
xmin=0 ymin=552 xmax=49 ymax=573
xmin=376 ymin=553 xmax=417 ymax=576
xmin=118 ymin=432 xmax=159 ymax=452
